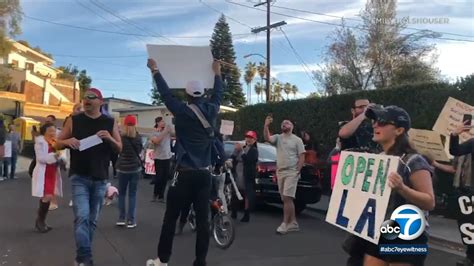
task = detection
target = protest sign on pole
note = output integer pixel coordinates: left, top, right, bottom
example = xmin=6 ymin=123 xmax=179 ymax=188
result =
xmin=144 ymin=149 xmax=155 ymax=175
xmin=433 ymin=97 xmax=474 ymax=142
xmin=408 ymin=128 xmax=451 ymax=162
xmin=326 ymin=151 xmax=399 ymax=244
xmin=146 ymin=45 xmax=214 ymax=89
xmin=220 ymin=120 xmax=234 ymax=136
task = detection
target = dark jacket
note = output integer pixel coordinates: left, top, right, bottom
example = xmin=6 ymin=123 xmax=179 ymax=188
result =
xmin=116 ymin=134 xmax=143 ymax=172
xmin=450 ymin=134 xmax=474 ymax=156
xmin=242 ymin=144 xmax=258 ymax=181
xmin=0 ymin=121 xmax=6 ymax=145
xmin=153 ymin=72 xmax=222 ymax=169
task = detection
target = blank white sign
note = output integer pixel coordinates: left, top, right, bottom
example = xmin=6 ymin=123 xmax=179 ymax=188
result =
xmin=147 ymin=44 xmax=214 ymax=89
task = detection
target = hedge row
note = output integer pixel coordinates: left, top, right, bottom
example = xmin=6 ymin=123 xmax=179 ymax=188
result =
xmin=220 ymin=82 xmax=474 ymax=157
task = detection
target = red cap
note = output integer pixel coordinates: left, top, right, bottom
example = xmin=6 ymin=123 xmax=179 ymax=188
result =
xmin=245 ymin=131 xmax=257 ymax=139
xmin=124 ymin=115 xmax=137 ymax=126
xmin=85 ymin=88 xmax=103 ymax=100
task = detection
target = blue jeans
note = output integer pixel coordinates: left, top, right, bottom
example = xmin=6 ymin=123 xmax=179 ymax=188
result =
xmin=2 ymin=158 xmax=9 ymax=178
xmin=10 ymin=152 xmax=17 ymax=179
xmin=71 ymin=175 xmax=107 ymax=264
xmin=117 ymin=171 xmax=140 ymax=223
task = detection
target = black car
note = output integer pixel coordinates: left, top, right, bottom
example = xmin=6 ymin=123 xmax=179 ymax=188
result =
xmin=224 ymin=141 xmax=322 ymax=214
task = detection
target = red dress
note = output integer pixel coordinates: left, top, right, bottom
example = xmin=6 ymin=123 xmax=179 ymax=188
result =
xmin=43 ymin=145 xmax=57 ymax=196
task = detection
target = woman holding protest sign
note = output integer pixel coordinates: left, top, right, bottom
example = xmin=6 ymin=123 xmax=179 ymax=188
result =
xmin=362 ymin=105 xmax=435 ymax=266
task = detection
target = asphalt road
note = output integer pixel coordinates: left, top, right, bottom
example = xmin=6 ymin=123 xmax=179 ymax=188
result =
xmin=0 ymin=172 xmax=463 ymax=266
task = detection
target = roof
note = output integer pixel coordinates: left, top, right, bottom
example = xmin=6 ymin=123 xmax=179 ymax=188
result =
xmin=103 ymin=97 xmax=153 ymax=107
xmin=12 ymin=40 xmax=55 ymax=64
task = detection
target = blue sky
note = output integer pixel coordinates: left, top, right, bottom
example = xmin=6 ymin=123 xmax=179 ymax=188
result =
xmin=19 ymin=0 xmax=474 ymax=104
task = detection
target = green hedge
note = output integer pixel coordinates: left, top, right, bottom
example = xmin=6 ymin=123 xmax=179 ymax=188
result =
xmin=220 ymin=82 xmax=474 ymax=157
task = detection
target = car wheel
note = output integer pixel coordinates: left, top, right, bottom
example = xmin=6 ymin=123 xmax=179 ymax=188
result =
xmin=295 ymin=202 xmax=306 ymax=215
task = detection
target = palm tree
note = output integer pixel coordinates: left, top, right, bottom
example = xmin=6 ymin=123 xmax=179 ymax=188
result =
xmin=254 ymin=82 xmax=263 ymax=103
xmin=283 ymin=82 xmax=292 ymax=100
xmin=272 ymin=80 xmax=283 ymax=102
xmin=291 ymin=85 xmax=299 ymax=99
xmin=257 ymin=62 xmax=267 ymax=101
xmin=244 ymin=62 xmax=257 ymax=105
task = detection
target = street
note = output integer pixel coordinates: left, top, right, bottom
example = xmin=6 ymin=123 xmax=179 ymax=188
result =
xmin=0 ymin=172 xmax=464 ymax=266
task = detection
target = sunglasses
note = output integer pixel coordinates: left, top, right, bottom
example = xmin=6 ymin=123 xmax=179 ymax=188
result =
xmin=84 ymin=94 xmax=99 ymax=100
xmin=372 ymin=119 xmax=396 ymax=127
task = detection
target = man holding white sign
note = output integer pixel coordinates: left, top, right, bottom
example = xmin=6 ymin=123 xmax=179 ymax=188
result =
xmin=146 ymin=55 xmax=222 ymax=266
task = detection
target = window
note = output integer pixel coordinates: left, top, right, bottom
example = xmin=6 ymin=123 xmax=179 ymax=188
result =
xmin=25 ymin=62 xmax=34 ymax=72
xmin=11 ymin=60 xmax=19 ymax=68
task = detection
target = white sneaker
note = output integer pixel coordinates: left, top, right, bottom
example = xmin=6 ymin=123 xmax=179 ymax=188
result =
xmin=146 ymin=258 xmax=167 ymax=266
xmin=69 ymin=200 xmax=73 ymax=207
xmin=276 ymin=223 xmax=288 ymax=234
xmin=287 ymin=221 xmax=300 ymax=232
xmin=0 ymin=177 xmax=4 ymax=182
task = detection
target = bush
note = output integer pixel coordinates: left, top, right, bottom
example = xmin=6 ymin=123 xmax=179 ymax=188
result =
xmin=221 ymin=82 xmax=474 ymax=157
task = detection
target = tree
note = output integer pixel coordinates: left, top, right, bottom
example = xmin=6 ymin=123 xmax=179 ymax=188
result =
xmin=272 ymin=80 xmax=283 ymax=102
xmin=283 ymin=82 xmax=292 ymax=100
xmin=0 ymin=0 xmax=22 ymax=90
xmin=254 ymin=82 xmax=264 ymax=103
xmin=244 ymin=62 xmax=257 ymax=105
xmin=454 ymin=73 xmax=474 ymax=92
xmin=316 ymin=0 xmax=439 ymax=95
xmin=57 ymin=65 xmax=92 ymax=97
xmin=291 ymin=84 xmax=299 ymax=99
xmin=257 ymin=62 xmax=268 ymax=102
xmin=210 ymin=15 xmax=245 ymax=107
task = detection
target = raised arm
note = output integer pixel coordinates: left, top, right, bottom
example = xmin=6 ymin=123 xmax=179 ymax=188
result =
xmin=147 ymin=58 xmax=185 ymax=115
xmin=263 ymin=116 xmax=275 ymax=143
xmin=339 ymin=113 xmax=366 ymax=139
xmin=450 ymin=122 xmax=474 ymax=156
xmin=210 ymin=60 xmax=223 ymax=106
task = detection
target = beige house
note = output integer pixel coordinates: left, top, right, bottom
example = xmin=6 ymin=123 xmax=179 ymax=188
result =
xmin=0 ymin=39 xmax=80 ymax=124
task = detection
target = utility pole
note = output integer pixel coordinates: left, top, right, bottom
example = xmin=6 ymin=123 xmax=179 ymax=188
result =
xmin=251 ymin=1 xmax=286 ymax=102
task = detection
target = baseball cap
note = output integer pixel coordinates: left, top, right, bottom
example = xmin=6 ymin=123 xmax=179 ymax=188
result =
xmin=365 ymin=105 xmax=411 ymax=132
xmin=85 ymin=88 xmax=104 ymax=100
xmin=124 ymin=115 xmax=137 ymax=126
xmin=185 ymin=80 xmax=204 ymax=97
xmin=245 ymin=131 xmax=257 ymax=139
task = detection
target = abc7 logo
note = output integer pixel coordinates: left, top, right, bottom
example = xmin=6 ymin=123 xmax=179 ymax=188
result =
xmin=380 ymin=204 xmax=426 ymax=241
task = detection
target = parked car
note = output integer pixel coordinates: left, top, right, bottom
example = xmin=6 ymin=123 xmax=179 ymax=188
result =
xmin=224 ymin=141 xmax=323 ymax=214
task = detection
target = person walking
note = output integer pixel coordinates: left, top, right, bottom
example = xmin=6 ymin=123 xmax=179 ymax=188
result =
xmin=263 ymin=117 xmax=305 ymax=234
xmin=230 ymin=131 xmax=258 ymax=223
xmin=363 ymin=105 xmax=435 ymax=266
xmin=56 ymin=88 xmax=122 ymax=266
xmin=0 ymin=117 xmax=6 ymax=181
xmin=146 ymin=57 xmax=222 ymax=266
xmin=115 ymin=115 xmax=143 ymax=229
xmin=151 ymin=116 xmax=172 ymax=202
xmin=6 ymin=123 xmax=21 ymax=179
xmin=32 ymin=123 xmax=66 ymax=233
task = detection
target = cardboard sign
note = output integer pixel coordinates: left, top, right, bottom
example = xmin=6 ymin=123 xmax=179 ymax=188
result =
xmin=326 ymin=151 xmax=399 ymax=244
xmin=433 ymin=97 xmax=474 ymax=142
xmin=408 ymin=129 xmax=451 ymax=162
xmin=146 ymin=44 xmax=214 ymax=89
xmin=220 ymin=120 xmax=234 ymax=136
xmin=144 ymin=149 xmax=156 ymax=175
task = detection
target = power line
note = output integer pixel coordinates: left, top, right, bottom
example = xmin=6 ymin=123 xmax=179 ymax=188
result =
xmin=54 ymin=54 xmax=145 ymax=58
xmin=225 ymin=0 xmax=474 ymax=43
xmin=88 ymin=0 xmax=178 ymax=44
xmin=25 ymin=15 xmax=149 ymax=37
xmin=74 ymin=0 xmax=147 ymax=44
xmin=200 ymin=0 xmax=253 ymax=29
xmin=24 ymin=15 xmax=251 ymax=39
xmin=271 ymin=4 xmax=474 ymax=39
xmin=279 ymin=28 xmax=318 ymax=89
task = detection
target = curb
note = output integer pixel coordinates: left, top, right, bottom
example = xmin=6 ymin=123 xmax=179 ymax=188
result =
xmin=306 ymin=206 xmax=466 ymax=255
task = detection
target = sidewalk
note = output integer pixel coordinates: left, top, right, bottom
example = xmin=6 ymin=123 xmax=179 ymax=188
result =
xmin=308 ymin=195 xmax=466 ymax=253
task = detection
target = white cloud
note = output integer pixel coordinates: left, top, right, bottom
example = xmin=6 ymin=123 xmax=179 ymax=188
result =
xmin=272 ymin=64 xmax=322 ymax=78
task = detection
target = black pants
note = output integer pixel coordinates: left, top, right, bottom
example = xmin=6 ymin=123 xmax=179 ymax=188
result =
xmin=110 ymin=153 xmax=118 ymax=177
xmin=456 ymin=188 xmax=474 ymax=261
xmin=154 ymin=159 xmax=171 ymax=198
xmin=157 ymin=170 xmax=211 ymax=266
